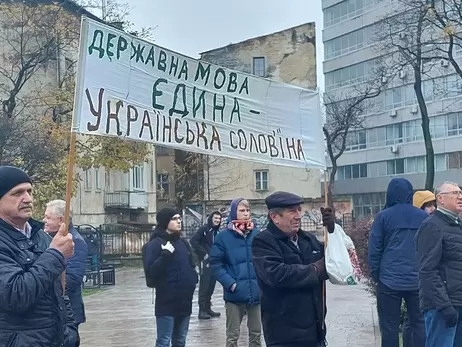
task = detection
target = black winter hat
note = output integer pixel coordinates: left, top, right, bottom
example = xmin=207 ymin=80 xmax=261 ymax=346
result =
xmin=0 ymin=166 xmax=32 ymax=200
xmin=156 ymin=207 xmax=179 ymax=230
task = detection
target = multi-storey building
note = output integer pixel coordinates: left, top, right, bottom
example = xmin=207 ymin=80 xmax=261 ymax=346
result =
xmin=322 ymin=0 xmax=462 ymax=217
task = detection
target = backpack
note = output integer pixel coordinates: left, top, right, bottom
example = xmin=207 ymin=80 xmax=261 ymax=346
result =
xmin=142 ymin=237 xmax=198 ymax=288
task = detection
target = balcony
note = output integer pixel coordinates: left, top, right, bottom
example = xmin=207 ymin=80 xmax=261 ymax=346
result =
xmin=104 ymin=191 xmax=150 ymax=210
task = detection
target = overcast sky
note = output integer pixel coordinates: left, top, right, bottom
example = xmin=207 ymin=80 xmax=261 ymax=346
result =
xmin=124 ymin=0 xmax=324 ymax=90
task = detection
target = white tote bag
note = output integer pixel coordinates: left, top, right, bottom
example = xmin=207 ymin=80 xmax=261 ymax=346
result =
xmin=325 ymin=224 xmax=358 ymax=285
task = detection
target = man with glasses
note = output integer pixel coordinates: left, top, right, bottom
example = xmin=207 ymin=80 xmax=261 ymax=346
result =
xmin=416 ymin=182 xmax=462 ymax=347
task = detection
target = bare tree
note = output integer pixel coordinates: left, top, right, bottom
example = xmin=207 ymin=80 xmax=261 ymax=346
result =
xmin=375 ymin=0 xmax=444 ymax=190
xmin=323 ymin=80 xmax=384 ymax=207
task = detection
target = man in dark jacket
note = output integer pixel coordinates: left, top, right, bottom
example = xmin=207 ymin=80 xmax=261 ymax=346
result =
xmin=0 ymin=166 xmax=79 ymax=347
xmin=252 ymin=191 xmax=329 ymax=347
xmin=190 ymin=211 xmax=222 ymax=319
xmin=143 ymin=207 xmax=198 ymax=347
xmin=210 ymin=198 xmax=261 ymax=347
xmin=368 ymin=178 xmax=427 ymax=347
xmin=416 ymin=181 xmax=462 ymax=347
xmin=44 ymin=199 xmax=89 ymax=328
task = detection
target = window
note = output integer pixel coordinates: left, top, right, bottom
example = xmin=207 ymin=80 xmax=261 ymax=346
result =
xmin=156 ymin=146 xmax=170 ymax=156
xmin=387 ymin=159 xmax=405 ymax=175
xmin=405 ymin=156 xmax=426 ymax=173
xmin=252 ymin=57 xmax=265 ymax=77
xmin=94 ymin=168 xmax=101 ymax=190
xmin=325 ymin=59 xmax=378 ymax=90
xmin=255 ymin=170 xmax=268 ymax=191
xmin=353 ymin=192 xmax=386 ymax=218
xmin=345 ymin=130 xmax=367 ymax=151
xmin=324 ymin=25 xmax=376 ymax=60
xmin=448 ymin=151 xmax=462 ymax=170
xmin=132 ymin=165 xmax=144 ymax=190
xmin=385 ymin=124 xmax=403 ymax=145
xmin=404 ymin=120 xmax=423 ymax=143
xmin=324 ymin=0 xmax=382 ymax=27
xmin=447 ymin=113 xmax=462 ymax=136
xmin=156 ymin=173 xmax=169 ymax=197
xmin=337 ymin=164 xmax=367 ymax=180
xmin=84 ymin=170 xmax=91 ymax=190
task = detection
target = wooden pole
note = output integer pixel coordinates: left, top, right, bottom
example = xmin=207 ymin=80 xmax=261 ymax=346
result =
xmin=322 ymin=170 xmax=329 ymax=333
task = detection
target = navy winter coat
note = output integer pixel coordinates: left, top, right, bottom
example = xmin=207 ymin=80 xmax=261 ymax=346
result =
xmin=0 ymin=218 xmax=79 ymax=347
xmin=66 ymin=224 xmax=88 ymax=326
xmin=143 ymin=228 xmax=198 ymax=316
xmin=210 ymin=199 xmax=260 ymax=305
xmin=368 ymin=178 xmax=428 ymax=291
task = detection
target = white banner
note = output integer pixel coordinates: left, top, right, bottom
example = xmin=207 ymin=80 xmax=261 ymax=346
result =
xmin=73 ymin=17 xmax=326 ymax=169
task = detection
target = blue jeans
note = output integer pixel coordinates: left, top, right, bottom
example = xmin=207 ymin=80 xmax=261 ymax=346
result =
xmin=424 ymin=307 xmax=462 ymax=347
xmin=155 ymin=315 xmax=190 ymax=347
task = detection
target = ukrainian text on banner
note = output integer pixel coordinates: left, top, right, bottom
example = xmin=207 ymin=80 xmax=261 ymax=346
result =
xmin=73 ymin=17 xmax=326 ymax=169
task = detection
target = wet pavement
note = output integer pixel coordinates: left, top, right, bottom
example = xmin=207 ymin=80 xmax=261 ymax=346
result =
xmin=80 ymin=268 xmax=379 ymax=347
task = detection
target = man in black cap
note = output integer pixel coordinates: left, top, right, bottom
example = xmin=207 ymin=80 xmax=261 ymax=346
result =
xmin=0 ymin=166 xmax=79 ymax=346
xmin=252 ymin=191 xmax=332 ymax=347
xmin=143 ymin=207 xmax=198 ymax=347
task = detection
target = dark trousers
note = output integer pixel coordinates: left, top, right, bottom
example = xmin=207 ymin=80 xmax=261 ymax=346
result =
xmin=377 ymin=281 xmax=425 ymax=347
xmin=198 ymin=259 xmax=216 ymax=310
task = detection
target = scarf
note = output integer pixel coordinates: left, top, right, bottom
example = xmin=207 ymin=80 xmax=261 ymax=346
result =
xmin=227 ymin=219 xmax=254 ymax=237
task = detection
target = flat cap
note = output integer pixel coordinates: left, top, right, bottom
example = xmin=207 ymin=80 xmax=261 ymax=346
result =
xmin=265 ymin=191 xmax=304 ymax=210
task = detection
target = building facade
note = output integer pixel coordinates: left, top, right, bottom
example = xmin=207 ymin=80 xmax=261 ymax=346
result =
xmin=199 ymin=22 xmax=322 ymax=201
xmin=322 ymin=0 xmax=462 ymax=217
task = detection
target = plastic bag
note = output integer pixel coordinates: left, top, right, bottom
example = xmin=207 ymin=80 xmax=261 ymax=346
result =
xmin=325 ymin=224 xmax=359 ymax=285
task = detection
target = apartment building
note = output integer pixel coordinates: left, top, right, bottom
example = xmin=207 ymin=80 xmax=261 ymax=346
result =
xmin=322 ymin=0 xmax=462 ymax=217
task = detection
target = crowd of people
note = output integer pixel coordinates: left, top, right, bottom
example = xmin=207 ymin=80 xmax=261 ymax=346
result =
xmin=1 ymin=164 xmax=461 ymax=347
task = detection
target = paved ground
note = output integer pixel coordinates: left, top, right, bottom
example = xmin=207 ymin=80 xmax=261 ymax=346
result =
xmin=80 ymin=268 xmax=379 ymax=347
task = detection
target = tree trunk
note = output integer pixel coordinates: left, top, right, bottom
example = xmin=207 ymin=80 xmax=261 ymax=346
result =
xmin=414 ymin=72 xmax=435 ymax=190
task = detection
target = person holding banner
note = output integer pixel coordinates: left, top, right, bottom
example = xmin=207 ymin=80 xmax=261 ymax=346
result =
xmin=252 ymin=191 xmax=332 ymax=347
xmin=0 ymin=166 xmax=79 ymax=347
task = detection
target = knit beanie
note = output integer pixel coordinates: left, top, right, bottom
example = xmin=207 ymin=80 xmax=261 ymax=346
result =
xmin=0 ymin=166 xmax=32 ymax=199
xmin=413 ymin=190 xmax=436 ymax=209
xmin=156 ymin=207 xmax=179 ymax=230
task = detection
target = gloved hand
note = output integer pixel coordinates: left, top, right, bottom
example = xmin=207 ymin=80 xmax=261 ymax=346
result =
xmin=320 ymin=207 xmax=335 ymax=234
xmin=441 ymin=306 xmax=458 ymax=328
xmin=312 ymin=257 xmax=328 ymax=281
xmin=161 ymin=241 xmax=175 ymax=254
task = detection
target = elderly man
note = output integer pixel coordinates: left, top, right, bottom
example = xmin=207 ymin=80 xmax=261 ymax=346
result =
xmin=416 ymin=181 xmax=462 ymax=347
xmin=44 ymin=199 xmax=88 ymax=329
xmin=252 ymin=191 xmax=330 ymax=347
xmin=0 ymin=166 xmax=78 ymax=346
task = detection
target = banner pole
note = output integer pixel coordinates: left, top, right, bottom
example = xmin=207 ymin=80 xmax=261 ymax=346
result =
xmin=322 ymin=169 xmax=329 ymax=335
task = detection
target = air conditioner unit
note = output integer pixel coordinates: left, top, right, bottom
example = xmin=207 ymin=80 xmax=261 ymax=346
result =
xmin=399 ymin=70 xmax=406 ymax=79
xmin=390 ymin=109 xmax=398 ymax=117
xmin=441 ymin=59 xmax=449 ymax=67
xmin=382 ymin=76 xmax=387 ymax=83
xmin=411 ymin=105 xmax=418 ymax=114
xmin=390 ymin=145 xmax=400 ymax=153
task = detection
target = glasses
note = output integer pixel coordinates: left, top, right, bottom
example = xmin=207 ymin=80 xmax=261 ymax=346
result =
xmin=439 ymin=190 xmax=462 ymax=196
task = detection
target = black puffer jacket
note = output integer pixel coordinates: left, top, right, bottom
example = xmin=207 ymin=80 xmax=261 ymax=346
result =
xmin=190 ymin=211 xmax=221 ymax=261
xmin=0 ymin=218 xmax=79 ymax=347
xmin=416 ymin=210 xmax=462 ymax=311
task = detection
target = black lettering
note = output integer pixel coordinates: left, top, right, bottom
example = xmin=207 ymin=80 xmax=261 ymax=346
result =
xmin=249 ymin=133 xmax=258 ymax=153
xmin=214 ymin=68 xmax=226 ymax=89
xmin=239 ymin=77 xmax=249 ymax=95
xmin=297 ymin=139 xmax=306 ymax=161
xmin=85 ymin=88 xmax=104 ymax=131
xmin=178 ymin=60 xmax=188 ymax=80
xmin=186 ymin=121 xmax=195 ymax=145
xmin=106 ymin=100 xmax=123 ymax=135
xmin=139 ymin=110 xmax=154 ymax=139
xmin=194 ymin=62 xmax=211 ymax=85
xmin=169 ymin=55 xmax=179 ymax=77
xmin=230 ymin=98 xmax=241 ymax=123
xmin=162 ymin=115 xmax=172 ymax=143
xmin=88 ymin=29 xmax=105 ymax=58
xmin=268 ymin=135 xmax=278 ymax=157
xmin=158 ymin=50 xmax=167 ymax=72
xmin=126 ymin=105 xmax=138 ymax=137
xmin=130 ymin=42 xmax=145 ymax=63
xmin=155 ymin=113 xmax=160 ymax=141
xmin=152 ymin=78 xmax=167 ymax=110
xmin=145 ymin=46 xmax=155 ymax=67
xmin=106 ymin=33 xmax=117 ymax=60
xmin=210 ymin=126 xmax=222 ymax=151
xmin=174 ymin=118 xmax=184 ymax=143
xmin=229 ymin=131 xmax=238 ymax=149
xmin=286 ymin=137 xmax=298 ymax=160
xmin=227 ymin=72 xmax=238 ymax=93
xmin=196 ymin=122 xmax=208 ymax=149
xmin=192 ymin=87 xmax=206 ymax=119
xmin=258 ymin=134 xmax=268 ymax=154
xmin=116 ymin=36 xmax=128 ymax=60
xmin=278 ymin=136 xmax=285 ymax=158
xmin=169 ymin=84 xmax=189 ymax=118
xmin=213 ymin=94 xmax=225 ymax=122
xmin=237 ymin=129 xmax=247 ymax=150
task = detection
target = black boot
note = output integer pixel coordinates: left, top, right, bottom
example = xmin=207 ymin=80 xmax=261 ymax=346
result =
xmin=198 ymin=307 xmax=211 ymax=320
xmin=207 ymin=308 xmax=221 ymax=318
